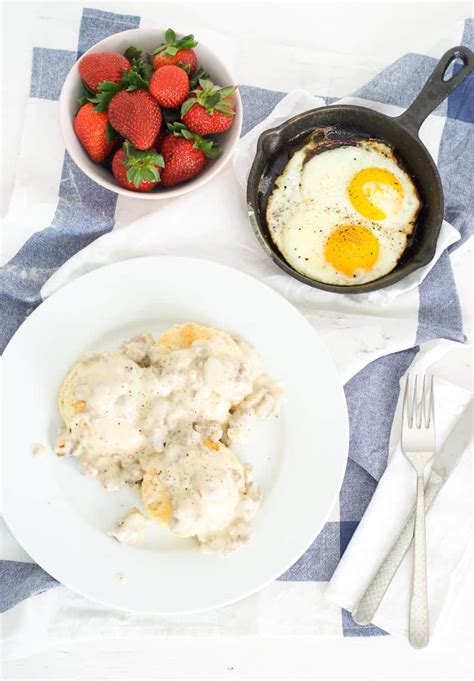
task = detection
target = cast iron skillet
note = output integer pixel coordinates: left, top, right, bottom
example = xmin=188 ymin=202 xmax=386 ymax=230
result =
xmin=247 ymin=46 xmax=474 ymax=294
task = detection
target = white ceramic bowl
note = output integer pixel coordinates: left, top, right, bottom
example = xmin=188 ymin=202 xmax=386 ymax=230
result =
xmin=59 ymin=28 xmax=242 ymax=199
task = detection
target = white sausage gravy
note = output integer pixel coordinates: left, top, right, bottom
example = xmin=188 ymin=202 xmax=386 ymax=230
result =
xmin=55 ymin=324 xmax=282 ymax=553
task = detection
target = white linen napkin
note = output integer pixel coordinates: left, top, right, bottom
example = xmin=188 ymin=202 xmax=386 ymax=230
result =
xmin=326 ymin=340 xmax=472 ymax=639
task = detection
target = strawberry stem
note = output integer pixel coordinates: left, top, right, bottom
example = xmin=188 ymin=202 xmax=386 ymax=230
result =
xmin=87 ymin=60 xmax=151 ymax=112
xmin=122 ymin=140 xmax=165 ymax=187
xmin=181 ymin=78 xmax=236 ymax=117
xmin=123 ymin=46 xmax=153 ymax=83
xmin=151 ymin=28 xmax=198 ymax=56
xmin=166 ymin=122 xmax=221 ymax=159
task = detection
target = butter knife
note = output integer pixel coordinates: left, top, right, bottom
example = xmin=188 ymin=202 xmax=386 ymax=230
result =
xmin=353 ymin=399 xmax=473 ymax=626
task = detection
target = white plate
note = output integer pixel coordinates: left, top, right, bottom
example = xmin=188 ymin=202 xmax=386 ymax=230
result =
xmin=2 ymin=257 xmax=348 ymax=615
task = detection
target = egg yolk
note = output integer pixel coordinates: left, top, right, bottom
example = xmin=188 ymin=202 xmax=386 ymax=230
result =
xmin=348 ymin=167 xmax=404 ymax=221
xmin=324 ymin=224 xmax=379 ymax=276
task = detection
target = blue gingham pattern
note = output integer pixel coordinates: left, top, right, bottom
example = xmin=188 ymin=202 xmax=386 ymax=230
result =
xmin=1 ymin=8 xmax=472 ymax=638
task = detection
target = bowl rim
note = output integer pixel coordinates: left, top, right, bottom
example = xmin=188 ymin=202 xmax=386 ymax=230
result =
xmin=59 ymin=27 xmax=243 ymax=199
xmin=246 ymin=104 xmax=444 ymax=294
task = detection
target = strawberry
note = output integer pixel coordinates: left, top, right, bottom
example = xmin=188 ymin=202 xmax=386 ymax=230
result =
xmin=73 ymin=103 xmax=117 ymax=163
xmin=79 ymin=52 xmax=130 ymax=93
xmin=181 ymin=79 xmax=236 ymax=135
xmin=152 ymin=49 xmax=197 ymax=74
xmin=160 ymin=122 xmax=220 ymax=187
xmin=108 ymin=90 xmax=162 ymax=150
xmin=149 ymin=65 xmax=189 ymax=108
xmin=112 ymin=141 xmax=164 ymax=191
xmin=151 ymin=28 xmax=197 ymax=74
xmin=160 ymin=135 xmax=206 ymax=187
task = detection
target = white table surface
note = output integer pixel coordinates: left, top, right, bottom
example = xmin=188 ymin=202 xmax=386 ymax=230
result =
xmin=1 ymin=1 xmax=472 ymax=678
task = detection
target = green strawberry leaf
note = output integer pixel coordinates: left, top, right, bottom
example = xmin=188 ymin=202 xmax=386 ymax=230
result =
xmin=166 ymin=123 xmax=221 ymax=159
xmin=126 ymin=166 xmax=141 ymax=188
xmin=165 ymin=28 xmax=176 ymax=44
xmin=143 ymin=165 xmax=161 ymax=182
xmin=106 ymin=122 xmax=118 ymax=143
xmin=122 ymin=141 xmax=164 ymax=187
xmin=189 ymin=67 xmax=208 ymax=90
xmin=151 ymin=29 xmax=197 ymax=56
xmin=122 ymin=64 xmax=149 ymax=91
xmin=180 ymin=97 xmax=196 ymax=117
xmin=199 ymin=78 xmax=216 ymax=92
xmin=81 ymin=79 xmax=96 ymax=96
xmin=89 ymin=81 xmax=122 ymax=111
xmin=124 ymin=45 xmax=142 ymax=62
xmin=77 ymin=79 xmax=97 ymax=108
xmin=214 ymin=100 xmax=235 ymax=115
xmin=123 ymin=48 xmax=153 ymax=83
xmin=138 ymin=59 xmax=153 ymax=81
xmin=178 ymin=35 xmax=197 ymax=49
xmin=218 ymin=86 xmax=236 ymax=98
xmin=204 ymin=93 xmax=221 ymax=108
xmin=167 ymin=121 xmax=189 ymax=137
xmin=195 ymin=136 xmax=221 ymax=158
xmin=201 ymin=144 xmax=221 ymax=159
xmin=188 ymin=80 xmax=237 ymax=114
xmin=99 ymin=81 xmax=123 ymax=92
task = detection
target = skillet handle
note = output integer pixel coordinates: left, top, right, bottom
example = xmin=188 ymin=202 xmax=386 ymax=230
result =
xmin=396 ymin=45 xmax=474 ymax=135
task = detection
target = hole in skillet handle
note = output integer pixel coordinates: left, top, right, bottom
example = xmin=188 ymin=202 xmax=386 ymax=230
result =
xmin=396 ymin=45 xmax=474 ymax=136
xmin=442 ymin=53 xmax=469 ymax=82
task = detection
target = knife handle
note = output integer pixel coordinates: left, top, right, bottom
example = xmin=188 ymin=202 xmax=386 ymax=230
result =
xmin=409 ymin=472 xmax=429 ymax=648
xmin=352 ymin=470 xmax=444 ymax=626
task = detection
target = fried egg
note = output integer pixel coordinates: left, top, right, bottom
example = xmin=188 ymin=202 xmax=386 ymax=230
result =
xmin=266 ymin=136 xmax=421 ymax=285
xmin=278 ymin=203 xmax=408 ymax=285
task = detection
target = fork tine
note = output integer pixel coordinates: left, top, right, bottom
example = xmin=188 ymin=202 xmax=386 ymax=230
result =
xmin=420 ymin=375 xmax=427 ymax=429
xmin=403 ymin=374 xmax=411 ymax=427
xmin=403 ymin=374 xmax=434 ymax=430
xmin=413 ymin=374 xmax=419 ymax=428
xmin=426 ymin=375 xmax=434 ymax=427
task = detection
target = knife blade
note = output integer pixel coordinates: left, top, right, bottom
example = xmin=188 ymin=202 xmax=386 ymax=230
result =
xmin=430 ymin=400 xmax=473 ymax=480
xmin=352 ymin=399 xmax=473 ymax=626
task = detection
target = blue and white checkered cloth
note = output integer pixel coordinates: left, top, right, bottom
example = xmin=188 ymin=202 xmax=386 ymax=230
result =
xmin=1 ymin=7 xmax=472 ymax=649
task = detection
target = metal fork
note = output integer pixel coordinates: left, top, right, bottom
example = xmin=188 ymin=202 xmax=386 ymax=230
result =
xmin=402 ymin=374 xmax=436 ymax=649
